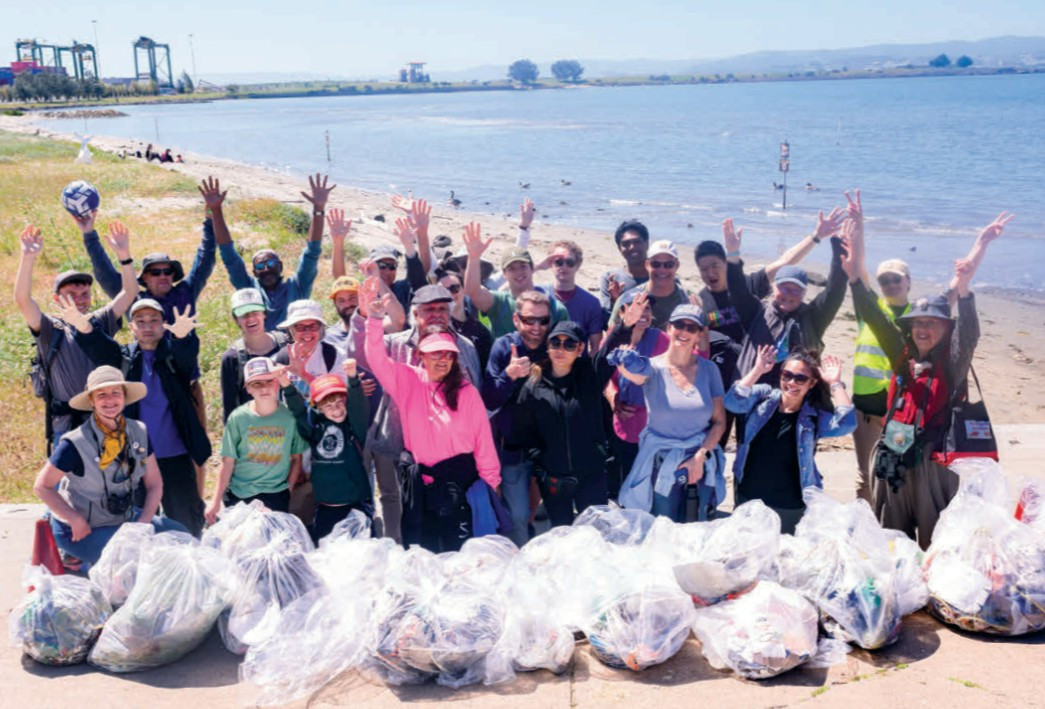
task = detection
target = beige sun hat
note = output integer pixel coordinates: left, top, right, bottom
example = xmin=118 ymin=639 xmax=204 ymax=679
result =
xmin=69 ymin=365 xmax=148 ymax=411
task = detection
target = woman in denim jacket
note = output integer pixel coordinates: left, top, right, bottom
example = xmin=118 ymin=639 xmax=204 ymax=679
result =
xmin=725 ymin=345 xmax=856 ymax=533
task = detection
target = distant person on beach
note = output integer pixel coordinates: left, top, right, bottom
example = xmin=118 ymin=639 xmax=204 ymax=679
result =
xmin=33 ymin=365 xmax=187 ymax=571
xmin=15 ymin=224 xmax=138 ymax=451
xmin=535 ymin=240 xmax=604 ymax=350
xmin=725 ymin=346 xmax=856 ymax=534
xmin=598 ymin=219 xmax=651 ymax=323
xmin=841 ymin=201 xmax=1011 ymax=548
xmin=219 ymin=173 xmax=334 ymax=330
xmin=727 ymin=204 xmax=849 ymax=386
xmin=609 ymin=239 xmax=689 ymax=329
xmin=220 ymin=288 xmax=287 ymax=422
xmin=59 ymin=299 xmax=210 ymax=538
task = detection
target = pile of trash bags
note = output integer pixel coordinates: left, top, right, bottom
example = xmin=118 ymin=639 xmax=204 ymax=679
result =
xmin=925 ymin=459 xmax=1045 ymax=636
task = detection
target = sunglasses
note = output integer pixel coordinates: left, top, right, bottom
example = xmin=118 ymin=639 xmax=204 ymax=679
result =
xmin=549 ymin=337 xmax=580 ymax=351
xmin=553 ymin=258 xmax=577 ymax=268
xmin=670 ymin=320 xmax=703 ymax=333
xmin=422 ymin=350 xmax=455 ymax=361
xmin=377 ymin=261 xmax=397 ymax=271
xmin=445 ymin=284 xmax=462 ymax=294
xmin=146 ymin=267 xmax=174 ymax=277
xmin=253 ymin=258 xmax=281 ymax=272
xmin=650 ymin=260 xmax=677 ymax=270
xmin=780 ymin=370 xmax=813 ymax=385
xmin=519 ymin=315 xmax=551 ymax=326
xmin=878 ymin=275 xmax=904 ymax=287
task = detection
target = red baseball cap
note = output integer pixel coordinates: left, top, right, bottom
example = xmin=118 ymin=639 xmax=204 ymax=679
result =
xmin=309 ymin=373 xmax=348 ymax=405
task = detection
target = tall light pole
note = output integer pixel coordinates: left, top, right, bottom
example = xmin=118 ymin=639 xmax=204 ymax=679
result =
xmin=188 ymin=33 xmax=197 ymax=90
xmin=91 ymin=19 xmax=99 ymax=76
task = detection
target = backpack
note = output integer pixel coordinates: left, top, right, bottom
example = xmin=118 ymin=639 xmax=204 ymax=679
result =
xmin=233 ymin=332 xmax=288 ymax=392
xmin=29 ymin=331 xmax=64 ymax=399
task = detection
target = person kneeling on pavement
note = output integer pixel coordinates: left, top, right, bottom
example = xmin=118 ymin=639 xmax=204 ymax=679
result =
xmin=33 ymin=366 xmax=187 ymax=571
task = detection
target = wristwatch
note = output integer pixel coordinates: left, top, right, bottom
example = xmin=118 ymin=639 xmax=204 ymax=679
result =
xmin=314 ymin=209 xmax=325 ymax=217
xmin=830 ymin=381 xmax=846 ymax=391
xmin=119 ymin=257 xmax=134 ymax=265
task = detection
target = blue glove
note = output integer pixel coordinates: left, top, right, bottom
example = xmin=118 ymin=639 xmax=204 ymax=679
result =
xmin=608 ymin=347 xmax=652 ymax=376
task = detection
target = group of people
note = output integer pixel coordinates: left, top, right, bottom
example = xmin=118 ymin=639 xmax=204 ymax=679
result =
xmin=16 ymin=172 xmax=1009 ymax=570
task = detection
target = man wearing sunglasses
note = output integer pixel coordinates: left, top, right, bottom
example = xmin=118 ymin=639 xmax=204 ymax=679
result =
xmin=609 ymin=239 xmax=689 ymax=330
xmin=536 ymin=240 xmax=604 ymax=351
xmin=219 ymin=173 xmax=336 ymax=330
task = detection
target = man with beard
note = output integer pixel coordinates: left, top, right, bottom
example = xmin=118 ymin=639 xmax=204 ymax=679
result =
xmin=598 ymin=219 xmax=651 ymax=324
xmin=219 ymin=173 xmax=336 ymax=330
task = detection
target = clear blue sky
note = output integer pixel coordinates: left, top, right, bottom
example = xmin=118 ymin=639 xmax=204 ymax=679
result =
xmin=3 ymin=0 xmax=1043 ymax=79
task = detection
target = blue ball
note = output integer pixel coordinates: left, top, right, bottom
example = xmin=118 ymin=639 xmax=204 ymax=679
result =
xmin=61 ymin=180 xmax=101 ymax=218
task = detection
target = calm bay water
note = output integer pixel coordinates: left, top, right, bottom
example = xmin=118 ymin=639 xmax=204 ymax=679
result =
xmin=43 ymin=74 xmax=1045 ymax=294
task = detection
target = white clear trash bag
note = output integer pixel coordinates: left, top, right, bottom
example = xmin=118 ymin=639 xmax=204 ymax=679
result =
xmin=320 ymin=508 xmax=372 ymax=546
xmin=88 ymin=522 xmax=155 ymax=607
xmin=584 ymin=584 xmax=694 ymax=671
xmin=202 ymin=500 xmax=313 ymax=558
xmin=573 ymin=504 xmax=656 ymax=546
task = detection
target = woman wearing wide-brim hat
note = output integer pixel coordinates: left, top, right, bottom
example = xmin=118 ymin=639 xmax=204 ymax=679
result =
xmin=33 ymin=365 xmax=187 ymax=571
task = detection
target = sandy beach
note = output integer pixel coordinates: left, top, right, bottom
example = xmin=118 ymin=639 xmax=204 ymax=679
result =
xmin=2 ymin=113 xmax=1043 ymax=425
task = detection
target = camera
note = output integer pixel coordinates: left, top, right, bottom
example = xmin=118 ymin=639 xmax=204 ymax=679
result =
xmin=105 ymin=491 xmax=132 ymax=516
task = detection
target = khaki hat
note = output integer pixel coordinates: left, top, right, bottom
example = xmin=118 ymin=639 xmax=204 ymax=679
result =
xmin=501 ymin=248 xmax=533 ymax=270
xmin=69 ymin=365 xmax=147 ymax=412
xmin=278 ymin=299 xmax=325 ymax=330
xmin=329 ymin=276 xmax=360 ymax=299
xmin=876 ymin=259 xmax=911 ymax=280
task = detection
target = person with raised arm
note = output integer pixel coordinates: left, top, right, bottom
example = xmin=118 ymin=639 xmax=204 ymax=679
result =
xmin=608 ymin=304 xmax=727 ymax=521
xmin=535 ymin=240 xmax=605 ymax=351
xmin=725 ymin=345 xmax=856 ymax=534
xmin=219 ymin=173 xmax=335 ymax=330
xmin=727 ymin=204 xmax=848 ymax=385
xmin=841 ymin=209 xmax=1010 ymax=548
xmin=437 ymin=268 xmax=494 ymax=372
xmin=363 ymin=280 xmax=500 ymax=551
xmin=15 ymin=223 xmax=138 ymax=450
xmin=608 ymin=239 xmax=689 ymax=330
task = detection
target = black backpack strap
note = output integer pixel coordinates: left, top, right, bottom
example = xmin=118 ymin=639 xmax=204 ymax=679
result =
xmin=322 ymin=342 xmax=337 ymax=372
xmin=121 ymin=343 xmax=138 ymax=379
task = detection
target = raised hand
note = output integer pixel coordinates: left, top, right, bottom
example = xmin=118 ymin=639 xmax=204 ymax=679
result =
xmin=70 ymin=210 xmax=97 ymax=235
xmin=359 ymin=374 xmax=377 ymax=397
xmin=274 ymin=364 xmax=293 ymax=389
xmin=390 ymin=194 xmax=414 ymax=214
xmin=409 ymin=198 xmax=431 ymax=238
xmin=343 ymin=357 xmax=358 ymax=379
xmin=163 ymin=305 xmax=197 ymax=339
xmin=326 ymin=208 xmax=352 ymax=242
xmin=106 ymin=220 xmax=132 ymax=258
xmin=819 ymin=354 xmax=843 ymax=385
xmin=977 ymin=211 xmax=1014 ymax=245
xmin=55 ymin=293 xmax=92 ymax=333
xmin=814 ymin=206 xmax=846 ymax=240
xmin=621 ymin=291 xmax=649 ymax=328
xmin=722 ymin=218 xmax=742 ymax=253
xmin=198 ymin=176 xmax=227 ymax=211
xmin=505 ymin=343 xmax=532 ymax=380
xmin=607 ymin=274 xmax=624 ymax=303
xmin=754 ymin=344 xmax=778 ymax=375
xmin=20 ymin=225 xmax=42 ymax=256
xmin=844 ymin=189 xmax=862 ymax=226
xmin=462 ymin=221 xmax=491 ymax=257
xmin=287 ymin=344 xmax=309 ymax=379
xmin=520 ymin=197 xmax=536 ymax=229
xmin=838 ymin=221 xmax=860 ymax=281
xmin=301 ymin=173 xmax=336 ymax=212
xmin=360 ymin=277 xmax=384 ymax=317
xmin=393 ymin=217 xmax=418 ymax=251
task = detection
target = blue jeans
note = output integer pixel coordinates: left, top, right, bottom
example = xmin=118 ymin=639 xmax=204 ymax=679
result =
xmin=500 ymin=460 xmax=533 ymax=547
xmin=49 ymin=509 xmax=188 ymax=571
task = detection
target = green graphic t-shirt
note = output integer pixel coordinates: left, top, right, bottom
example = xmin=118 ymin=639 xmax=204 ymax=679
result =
xmin=220 ymin=403 xmax=308 ymax=498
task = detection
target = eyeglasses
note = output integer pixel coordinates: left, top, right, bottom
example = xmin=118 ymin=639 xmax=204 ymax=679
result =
xmin=780 ymin=370 xmax=812 ymax=384
xmin=553 ymin=258 xmax=577 ymax=268
xmin=422 ymin=350 xmax=455 ymax=361
xmin=377 ymin=261 xmax=397 ymax=271
xmin=878 ymin=275 xmax=904 ymax=287
xmin=146 ymin=267 xmax=174 ymax=277
xmin=548 ymin=337 xmax=580 ymax=351
xmin=670 ymin=320 xmax=703 ymax=333
xmin=292 ymin=322 xmax=322 ymax=333
xmin=445 ymin=284 xmax=462 ymax=294
xmin=518 ymin=315 xmax=551 ymax=327
xmin=649 ymin=260 xmax=677 ymax=270
xmin=253 ymin=258 xmax=281 ymax=272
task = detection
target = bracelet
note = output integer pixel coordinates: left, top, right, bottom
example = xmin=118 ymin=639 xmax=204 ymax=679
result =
xmin=726 ymin=250 xmax=740 ymax=259
xmin=313 ymin=209 xmax=325 ymax=217
xmin=811 ymin=234 xmax=822 ymax=244
xmin=119 ymin=257 xmax=134 ymax=265
xmin=519 ymin=225 xmax=530 ymax=231
xmin=830 ymin=381 xmax=845 ymax=391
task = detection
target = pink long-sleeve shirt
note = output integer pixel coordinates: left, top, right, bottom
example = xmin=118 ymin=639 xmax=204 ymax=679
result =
xmin=365 ymin=316 xmax=501 ymax=488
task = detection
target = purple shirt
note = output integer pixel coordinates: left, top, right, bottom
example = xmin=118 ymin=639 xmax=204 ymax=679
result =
xmin=139 ymin=350 xmax=188 ymax=459
xmin=554 ymin=286 xmax=604 ymax=341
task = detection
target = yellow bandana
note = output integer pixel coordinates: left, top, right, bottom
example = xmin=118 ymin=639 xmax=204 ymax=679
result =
xmin=94 ymin=414 xmax=127 ymax=469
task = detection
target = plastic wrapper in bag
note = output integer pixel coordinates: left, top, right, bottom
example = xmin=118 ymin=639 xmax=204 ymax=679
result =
xmin=573 ymin=504 xmax=655 ymax=546
xmin=8 ymin=567 xmax=111 ymax=666
xmin=926 ymin=459 xmax=1045 ymax=636
xmin=584 ymin=583 xmax=694 ymax=671
xmin=220 ymin=534 xmax=325 ymax=654
xmin=88 ymin=523 xmax=154 ymax=607
xmin=442 ymin=535 xmax=517 ymax=590
xmin=319 ymin=508 xmax=372 ymax=546
xmin=692 ymin=581 xmax=834 ymax=679
xmin=310 ymin=535 xmax=402 ymax=594
xmin=884 ymin=530 xmax=929 ymax=616
xmin=202 ymin=500 xmax=313 ymax=558
xmin=88 ymin=541 xmax=234 ymax=672
xmin=497 ymin=562 xmax=575 ymax=674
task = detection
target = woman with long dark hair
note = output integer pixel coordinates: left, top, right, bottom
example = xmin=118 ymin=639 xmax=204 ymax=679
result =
xmin=725 ymin=346 xmax=856 ymax=534
xmin=364 ymin=285 xmax=500 ymax=551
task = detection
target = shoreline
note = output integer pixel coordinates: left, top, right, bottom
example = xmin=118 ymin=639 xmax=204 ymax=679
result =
xmin=2 ymin=115 xmax=1043 ymax=423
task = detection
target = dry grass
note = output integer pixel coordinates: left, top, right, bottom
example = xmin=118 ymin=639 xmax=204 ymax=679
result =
xmin=0 ymin=131 xmax=362 ymax=502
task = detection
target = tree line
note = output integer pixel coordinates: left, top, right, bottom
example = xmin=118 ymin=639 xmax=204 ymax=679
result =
xmin=508 ymin=59 xmax=585 ymax=84
xmin=1 ymin=70 xmax=196 ymax=103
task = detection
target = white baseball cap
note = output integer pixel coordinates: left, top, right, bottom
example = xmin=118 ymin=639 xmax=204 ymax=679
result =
xmin=647 ymin=239 xmax=679 ymax=260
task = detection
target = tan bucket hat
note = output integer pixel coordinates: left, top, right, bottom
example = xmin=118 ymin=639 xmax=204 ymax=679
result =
xmin=69 ymin=365 xmax=148 ymax=412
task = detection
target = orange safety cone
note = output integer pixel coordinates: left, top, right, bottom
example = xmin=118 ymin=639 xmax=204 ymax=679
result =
xmin=30 ymin=518 xmax=65 ymax=578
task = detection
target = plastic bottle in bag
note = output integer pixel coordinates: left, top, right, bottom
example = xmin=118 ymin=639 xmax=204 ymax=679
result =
xmin=584 ymin=582 xmax=695 ymax=671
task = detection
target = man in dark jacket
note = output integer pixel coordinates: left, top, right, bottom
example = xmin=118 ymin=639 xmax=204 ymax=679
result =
xmin=61 ymin=298 xmax=210 ymax=537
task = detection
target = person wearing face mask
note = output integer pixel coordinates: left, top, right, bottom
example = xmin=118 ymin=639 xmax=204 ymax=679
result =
xmin=727 ymin=204 xmax=848 ymax=386
xmin=536 ymin=240 xmax=604 ymax=351
xmin=220 ymin=288 xmax=288 ymax=422
xmin=219 ymin=174 xmax=335 ymax=330
xmin=842 ymin=209 xmax=1011 ymax=548
xmin=608 ymin=240 xmax=689 ymax=330
xmin=609 ymin=304 xmax=727 ymax=521
xmin=282 ymin=360 xmax=372 ymax=543
xmin=725 ymin=346 xmax=856 ymax=534
xmin=512 ymin=322 xmax=616 ymax=526
xmin=364 ymin=291 xmax=500 ymax=552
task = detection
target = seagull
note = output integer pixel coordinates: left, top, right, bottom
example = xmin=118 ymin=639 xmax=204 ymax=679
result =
xmin=519 ymin=181 xmax=530 ymax=189
xmin=448 ymin=191 xmax=461 ymax=208
xmin=560 ymin=179 xmax=572 ymax=186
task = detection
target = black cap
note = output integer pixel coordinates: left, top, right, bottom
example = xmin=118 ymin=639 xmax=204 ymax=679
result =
xmin=411 ymin=284 xmax=454 ymax=305
xmin=897 ymin=295 xmax=952 ymax=324
xmin=138 ymin=253 xmax=185 ymax=285
xmin=54 ymin=270 xmax=93 ymax=293
xmin=548 ymin=320 xmax=584 ymax=343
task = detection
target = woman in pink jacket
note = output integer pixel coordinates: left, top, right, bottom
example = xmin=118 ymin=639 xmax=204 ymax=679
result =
xmin=365 ymin=288 xmax=500 ymax=551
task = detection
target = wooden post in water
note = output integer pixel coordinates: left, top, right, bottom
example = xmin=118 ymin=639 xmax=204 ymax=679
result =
xmin=325 ymin=130 xmax=331 ymax=165
xmin=779 ymin=140 xmax=790 ymax=211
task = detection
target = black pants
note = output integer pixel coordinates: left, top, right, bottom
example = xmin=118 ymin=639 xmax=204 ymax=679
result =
xmin=399 ymin=452 xmax=478 ymax=553
xmin=225 ymin=488 xmax=291 ymax=514
xmin=607 ymin=437 xmax=638 ymax=502
xmin=157 ymin=454 xmax=205 ymax=538
xmin=540 ymin=469 xmax=609 ymax=527
xmin=311 ymin=501 xmax=375 ymax=544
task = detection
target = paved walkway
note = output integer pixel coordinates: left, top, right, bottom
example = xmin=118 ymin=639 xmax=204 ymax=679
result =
xmin=3 ymin=425 xmax=1044 ymax=708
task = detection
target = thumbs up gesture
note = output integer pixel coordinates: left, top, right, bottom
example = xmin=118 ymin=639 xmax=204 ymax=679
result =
xmin=505 ymin=343 xmax=532 ymax=380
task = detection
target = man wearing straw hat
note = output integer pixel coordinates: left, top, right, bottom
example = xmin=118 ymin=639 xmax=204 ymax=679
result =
xmin=32 ymin=366 xmax=187 ymax=571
